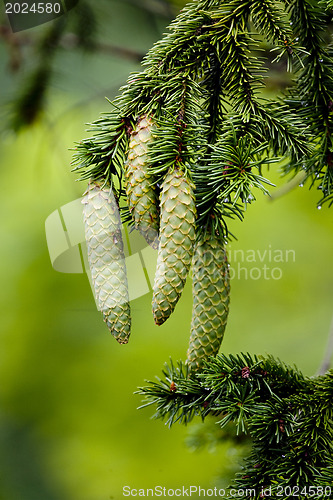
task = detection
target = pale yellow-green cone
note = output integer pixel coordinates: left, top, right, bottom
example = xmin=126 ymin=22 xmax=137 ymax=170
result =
xmin=82 ymin=180 xmax=131 ymax=344
xmin=152 ymin=167 xmax=196 ymax=325
xmin=125 ymin=115 xmax=159 ymax=249
xmin=186 ymin=233 xmax=230 ymax=372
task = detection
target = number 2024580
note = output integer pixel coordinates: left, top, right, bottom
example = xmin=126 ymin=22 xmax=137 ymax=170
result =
xmin=5 ymin=3 xmax=61 ymax=14
xmin=276 ymin=485 xmax=332 ymax=497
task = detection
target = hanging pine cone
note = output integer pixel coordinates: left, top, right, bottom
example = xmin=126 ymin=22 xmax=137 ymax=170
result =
xmin=152 ymin=167 xmax=196 ymax=325
xmin=82 ymin=180 xmax=131 ymax=344
xmin=186 ymin=232 xmax=230 ymax=372
xmin=125 ymin=115 xmax=159 ymax=249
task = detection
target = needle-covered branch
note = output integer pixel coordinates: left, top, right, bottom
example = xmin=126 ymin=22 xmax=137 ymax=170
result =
xmin=73 ymin=0 xmax=333 ymax=224
xmin=137 ymin=353 xmax=333 ymax=498
xmin=74 ymin=4 xmax=333 ymax=491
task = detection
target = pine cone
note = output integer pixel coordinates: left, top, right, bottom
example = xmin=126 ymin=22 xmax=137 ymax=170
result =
xmin=186 ymin=233 xmax=230 ymax=372
xmin=125 ymin=115 xmax=159 ymax=249
xmin=152 ymin=167 xmax=196 ymax=325
xmin=82 ymin=180 xmax=131 ymax=344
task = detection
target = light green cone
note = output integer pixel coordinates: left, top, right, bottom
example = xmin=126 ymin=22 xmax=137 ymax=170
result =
xmin=125 ymin=115 xmax=159 ymax=249
xmin=82 ymin=180 xmax=131 ymax=344
xmin=152 ymin=167 xmax=196 ymax=325
xmin=186 ymin=233 xmax=230 ymax=372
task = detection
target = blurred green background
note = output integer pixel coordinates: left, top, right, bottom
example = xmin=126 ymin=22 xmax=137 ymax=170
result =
xmin=0 ymin=1 xmax=332 ymax=499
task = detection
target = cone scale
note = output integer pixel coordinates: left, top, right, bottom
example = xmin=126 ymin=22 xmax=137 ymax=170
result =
xmin=186 ymin=233 xmax=230 ymax=372
xmin=152 ymin=167 xmax=196 ymax=325
xmin=125 ymin=115 xmax=159 ymax=249
xmin=82 ymin=180 xmax=131 ymax=344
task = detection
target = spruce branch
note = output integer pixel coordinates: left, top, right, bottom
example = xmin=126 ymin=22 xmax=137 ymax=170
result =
xmin=72 ymin=113 xmax=132 ymax=196
xmin=282 ymin=0 xmax=333 ymax=206
xmin=71 ymin=4 xmax=333 ymax=488
xmin=193 ymin=131 xmax=276 ymax=233
xmin=137 ymin=354 xmax=333 ymax=496
xmin=72 ymin=0 xmax=333 ymax=228
xmin=250 ymin=0 xmax=291 ymax=45
xmin=146 ymin=73 xmax=207 ymax=177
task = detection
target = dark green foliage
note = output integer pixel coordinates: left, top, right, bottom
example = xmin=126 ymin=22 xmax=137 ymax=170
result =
xmin=137 ymin=353 xmax=333 ymax=497
xmin=11 ymin=65 xmax=52 ymax=131
xmin=284 ymin=0 xmax=333 ymax=207
xmin=70 ymin=0 xmax=97 ymax=51
xmin=73 ymin=0 xmax=333 ymax=241
xmin=6 ymin=0 xmax=169 ymax=132
xmin=11 ymin=18 xmax=66 ymax=130
xmin=73 ymin=113 xmax=132 ymax=200
xmin=9 ymin=3 xmax=96 ymax=131
xmin=71 ymin=3 xmax=333 ymax=492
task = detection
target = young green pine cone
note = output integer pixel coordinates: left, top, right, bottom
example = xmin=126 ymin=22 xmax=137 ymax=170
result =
xmin=186 ymin=233 xmax=230 ymax=372
xmin=82 ymin=180 xmax=131 ymax=344
xmin=152 ymin=167 xmax=196 ymax=325
xmin=125 ymin=115 xmax=159 ymax=249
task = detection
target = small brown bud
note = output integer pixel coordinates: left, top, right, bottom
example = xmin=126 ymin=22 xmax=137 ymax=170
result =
xmin=170 ymin=381 xmax=177 ymax=392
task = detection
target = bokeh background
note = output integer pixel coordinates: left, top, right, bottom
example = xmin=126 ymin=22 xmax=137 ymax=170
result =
xmin=0 ymin=1 xmax=332 ymax=499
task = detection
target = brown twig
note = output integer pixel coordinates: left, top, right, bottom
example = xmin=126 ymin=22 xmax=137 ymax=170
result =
xmin=0 ymin=25 xmax=146 ymax=64
xmin=58 ymin=33 xmax=146 ymax=62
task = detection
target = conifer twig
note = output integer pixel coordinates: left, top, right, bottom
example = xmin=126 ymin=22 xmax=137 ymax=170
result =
xmin=137 ymin=353 xmax=333 ymax=495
